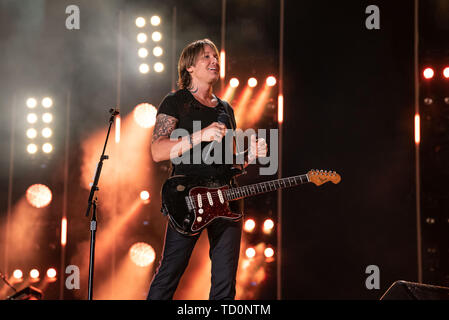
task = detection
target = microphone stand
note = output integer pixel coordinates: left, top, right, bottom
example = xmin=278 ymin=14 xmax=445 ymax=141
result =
xmin=84 ymin=108 xmax=119 ymax=300
xmin=0 ymin=270 xmax=17 ymax=294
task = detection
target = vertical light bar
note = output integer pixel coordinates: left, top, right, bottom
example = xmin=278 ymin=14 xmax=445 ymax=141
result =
xmin=220 ymin=0 xmax=226 ymax=92
xmin=278 ymin=94 xmax=284 ymax=124
xmin=61 ymin=217 xmax=67 ymax=246
xmin=115 ymin=115 xmax=121 ymax=143
xmin=277 ymin=0 xmax=285 ymax=301
xmin=220 ymin=50 xmax=226 ymax=79
xmin=414 ymin=113 xmax=420 ymax=144
xmin=413 ymin=0 xmax=422 ymax=284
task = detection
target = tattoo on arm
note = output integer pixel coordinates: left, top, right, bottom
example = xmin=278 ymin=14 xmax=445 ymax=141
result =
xmin=152 ymin=113 xmax=178 ymax=143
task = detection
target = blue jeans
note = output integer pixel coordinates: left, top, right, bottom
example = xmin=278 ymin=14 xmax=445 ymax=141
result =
xmin=147 ymin=218 xmax=242 ymax=300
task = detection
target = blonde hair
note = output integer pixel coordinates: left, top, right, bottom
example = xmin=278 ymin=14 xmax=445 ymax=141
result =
xmin=177 ymin=39 xmax=220 ymax=89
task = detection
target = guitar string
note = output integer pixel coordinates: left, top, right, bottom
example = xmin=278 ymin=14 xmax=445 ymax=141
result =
xmin=188 ymin=174 xmax=310 ymax=206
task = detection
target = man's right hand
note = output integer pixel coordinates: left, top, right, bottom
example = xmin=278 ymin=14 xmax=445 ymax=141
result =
xmin=201 ymin=122 xmax=227 ymax=142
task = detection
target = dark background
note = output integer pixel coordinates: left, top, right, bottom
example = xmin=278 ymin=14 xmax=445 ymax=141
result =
xmin=0 ymin=0 xmax=447 ymax=299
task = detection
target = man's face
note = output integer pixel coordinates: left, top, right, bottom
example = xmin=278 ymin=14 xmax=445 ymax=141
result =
xmin=187 ymin=45 xmax=220 ymax=85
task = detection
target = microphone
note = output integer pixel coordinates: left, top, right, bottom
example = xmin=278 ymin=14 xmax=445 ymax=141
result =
xmin=109 ymin=108 xmax=120 ymax=116
xmin=203 ymin=113 xmax=229 ymax=164
xmin=108 ymin=108 xmax=120 ymax=123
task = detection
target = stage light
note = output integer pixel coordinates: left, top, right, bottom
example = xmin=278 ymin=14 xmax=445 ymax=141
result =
xmin=153 ymin=46 xmax=163 ymax=57
xmin=154 ymin=62 xmax=164 ymax=73
xmin=278 ymin=94 xmax=284 ymax=124
xmin=26 ymin=128 xmax=37 ymax=139
xmin=26 ymin=184 xmax=52 ymax=208
xmin=42 ymin=143 xmax=53 ymax=153
xmin=140 ymin=190 xmax=150 ymax=202
xmin=133 ymin=103 xmax=157 ymax=128
xmin=445 ymin=97 xmax=449 ymax=105
xmin=138 ymin=47 xmax=149 ymax=58
xmin=13 ymin=269 xmax=23 ymax=280
xmin=415 ymin=114 xmax=420 ymax=144
xmin=29 ymin=269 xmax=39 ymax=279
xmin=26 ymin=98 xmax=37 ymax=109
xmin=137 ymin=33 xmax=147 ymax=43
xmin=248 ymin=78 xmax=258 ymax=88
xmin=41 ymin=127 xmax=52 ymax=138
xmin=42 ymin=113 xmax=53 ymax=123
xmin=150 ymin=15 xmax=161 ymax=26
xmin=42 ymin=97 xmax=53 ymax=108
xmin=443 ymin=67 xmax=449 ymax=79
xmin=266 ymin=76 xmax=277 ymax=87
xmin=46 ymin=268 xmax=57 ymax=278
xmin=245 ymin=247 xmax=256 ymax=259
xmin=27 ymin=113 xmax=38 ymax=124
xmin=263 ymin=218 xmax=274 ymax=234
xmin=220 ymin=51 xmax=225 ymax=79
xmin=230 ymin=78 xmax=239 ymax=88
xmin=61 ymin=217 xmax=67 ymax=246
xmin=264 ymin=247 xmax=274 ymax=258
xmin=244 ymin=219 xmax=256 ymax=232
xmin=151 ymin=31 xmax=162 ymax=42
xmin=423 ymin=67 xmax=434 ymax=79
xmin=139 ymin=63 xmax=150 ymax=74
xmin=27 ymin=143 xmax=38 ymax=154
xmin=135 ymin=17 xmax=146 ymax=28
xmin=129 ymin=242 xmax=155 ymax=267
xmin=423 ymin=97 xmax=433 ymax=105
xmin=115 ymin=115 xmax=120 ymax=143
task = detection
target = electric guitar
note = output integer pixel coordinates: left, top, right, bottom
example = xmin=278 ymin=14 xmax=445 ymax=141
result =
xmin=161 ymin=169 xmax=341 ymax=236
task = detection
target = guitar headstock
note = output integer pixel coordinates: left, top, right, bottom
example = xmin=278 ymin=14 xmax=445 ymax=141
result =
xmin=307 ymin=169 xmax=341 ymax=186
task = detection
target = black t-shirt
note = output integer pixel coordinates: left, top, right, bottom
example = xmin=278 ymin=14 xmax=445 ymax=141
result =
xmin=156 ymin=88 xmax=237 ymax=179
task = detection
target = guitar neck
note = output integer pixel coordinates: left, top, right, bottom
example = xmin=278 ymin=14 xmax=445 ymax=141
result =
xmin=224 ymin=174 xmax=310 ymax=201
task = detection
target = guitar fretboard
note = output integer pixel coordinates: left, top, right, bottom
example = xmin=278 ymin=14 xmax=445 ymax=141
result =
xmin=223 ymin=174 xmax=310 ymax=201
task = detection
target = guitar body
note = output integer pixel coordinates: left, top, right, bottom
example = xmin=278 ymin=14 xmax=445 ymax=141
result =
xmin=161 ymin=175 xmax=242 ymax=236
xmin=160 ymin=169 xmax=341 ymax=236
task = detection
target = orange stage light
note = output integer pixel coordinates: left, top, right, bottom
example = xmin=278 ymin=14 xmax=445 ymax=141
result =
xmin=263 ymin=218 xmax=274 ymax=234
xmin=61 ymin=217 xmax=67 ymax=246
xmin=30 ymin=269 xmax=40 ymax=279
xmin=264 ymin=247 xmax=274 ymax=259
xmin=133 ymin=103 xmax=157 ymax=128
xmin=415 ymin=114 xmax=420 ymax=144
xmin=443 ymin=67 xmax=449 ymax=79
xmin=423 ymin=67 xmax=434 ymax=79
xmin=220 ymin=51 xmax=225 ymax=79
xmin=140 ymin=190 xmax=150 ymax=201
xmin=115 ymin=115 xmax=121 ymax=143
xmin=266 ymin=76 xmax=277 ymax=87
xmin=46 ymin=268 xmax=57 ymax=278
xmin=140 ymin=190 xmax=150 ymax=204
xmin=278 ymin=94 xmax=284 ymax=124
xmin=13 ymin=269 xmax=23 ymax=280
xmin=248 ymin=77 xmax=258 ymax=88
xmin=230 ymin=78 xmax=239 ymax=88
xmin=26 ymin=184 xmax=52 ymax=208
xmin=245 ymin=247 xmax=256 ymax=259
xmin=244 ymin=219 xmax=256 ymax=232
xmin=129 ymin=242 xmax=155 ymax=267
